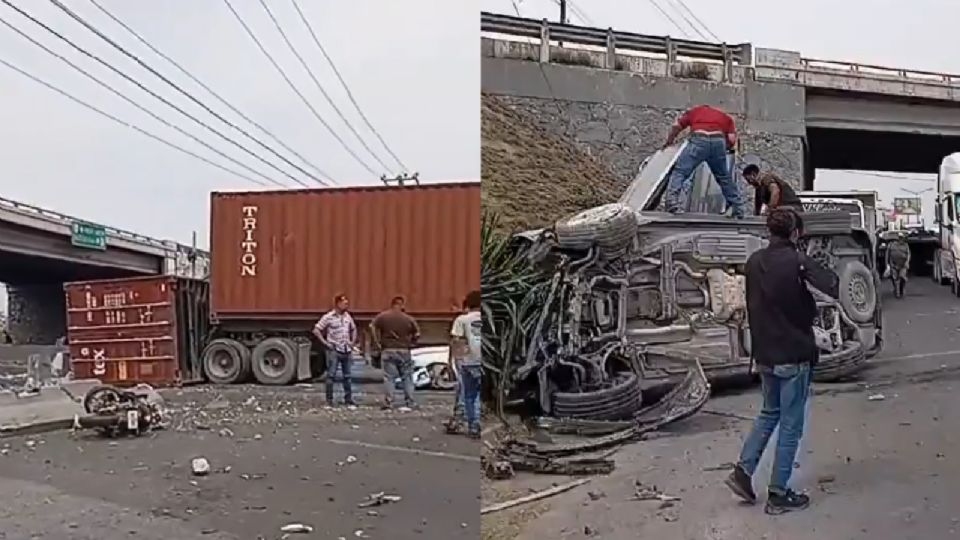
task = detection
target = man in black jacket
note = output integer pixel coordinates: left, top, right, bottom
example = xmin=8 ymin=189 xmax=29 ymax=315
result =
xmin=724 ymin=208 xmax=839 ymax=514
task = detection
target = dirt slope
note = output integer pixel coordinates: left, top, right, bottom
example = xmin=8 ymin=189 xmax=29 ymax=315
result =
xmin=481 ymin=94 xmax=623 ymax=233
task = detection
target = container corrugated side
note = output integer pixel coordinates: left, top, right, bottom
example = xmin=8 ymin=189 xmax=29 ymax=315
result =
xmin=209 ymin=183 xmax=480 ymax=320
xmin=65 ymin=275 xmax=182 ymax=386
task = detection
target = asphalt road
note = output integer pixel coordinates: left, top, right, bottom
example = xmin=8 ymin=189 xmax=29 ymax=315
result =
xmin=0 ymin=385 xmax=479 ymax=539
xmin=484 ymin=275 xmax=960 ymax=540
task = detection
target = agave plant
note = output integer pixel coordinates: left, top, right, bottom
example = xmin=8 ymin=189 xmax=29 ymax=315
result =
xmin=481 ymin=213 xmax=555 ymax=417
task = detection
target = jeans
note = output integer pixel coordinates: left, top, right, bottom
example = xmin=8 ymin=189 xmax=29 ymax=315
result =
xmin=453 ymin=361 xmax=465 ymax=418
xmin=325 ymin=350 xmax=353 ymax=403
xmin=665 ymin=135 xmax=744 ymax=216
xmin=382 ymin=349 xmax=416 ymax=407
xmin=738 ymin=363 xmax=812 ymax=491
xmin=460 ymin=364 xmax=482 ymax=431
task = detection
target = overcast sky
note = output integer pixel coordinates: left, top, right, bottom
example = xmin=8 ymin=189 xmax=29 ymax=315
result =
xmin=0 ymin=0 xmax=479 ymax=246
xmin=482 ymin=0 xmax=953 ymax=224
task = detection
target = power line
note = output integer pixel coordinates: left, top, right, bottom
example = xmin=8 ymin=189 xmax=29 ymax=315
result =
xmin=646 ymin=0 xmax=690 ymax=38
xmin=256 ymin=0 xmax=392 ymax=175
xmin=86 ymin=0 xmax=331 ymax=183
xmin=221 ymin=0 xmax=379 ymax=179
xmin=290 ymin=0 xmax=407 ymax=172
xmin=662 ymin=0 xmax=709 ymax=41
xmin=671 ymin=0 xmax=721 ymax=42
xmin=41 ymin=0 xmax=330 ymax=187
xmin=0 ymin=12 xmax=284 ymax=188
xmin=0 ymin=55 xmax=269 ymax=187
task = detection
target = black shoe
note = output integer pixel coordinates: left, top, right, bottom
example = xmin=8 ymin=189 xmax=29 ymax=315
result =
xmin=765 ymin=489 xmax=810 ymax=515
xmin=344 ymin=399 xmax=358 ymax=407
xmin=667 ymin=207 xmax=685 ymax=215
xmin=724 ymin=465 xmax=756 ymax=504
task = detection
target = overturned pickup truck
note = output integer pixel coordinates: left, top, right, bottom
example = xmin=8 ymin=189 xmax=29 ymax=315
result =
xmin=512 ymin=143 xmax=882 ymax=420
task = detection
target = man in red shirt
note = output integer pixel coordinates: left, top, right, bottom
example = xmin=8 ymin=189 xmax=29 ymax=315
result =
xmin=662 ymin=104 xmax=745 ymax=218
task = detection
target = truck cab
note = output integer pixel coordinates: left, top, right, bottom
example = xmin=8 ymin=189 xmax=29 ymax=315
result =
xmin=934 ymin=153 xmax=960 ymax=295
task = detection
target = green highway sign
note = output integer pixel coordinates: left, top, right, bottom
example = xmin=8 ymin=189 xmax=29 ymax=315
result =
xmin=71 ymin=221 xmax=107 ymax=250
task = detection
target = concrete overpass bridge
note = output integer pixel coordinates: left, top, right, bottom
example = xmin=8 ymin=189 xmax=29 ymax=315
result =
xmin=0 ymin=195 xmax=209 ymax=343
xmin=480 ymin=12 xmax=960 ymax=188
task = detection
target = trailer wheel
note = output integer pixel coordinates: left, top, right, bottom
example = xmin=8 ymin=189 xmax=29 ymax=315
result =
xmin=202 ymin=339 xmax=251 ymax=385
xmin=251 ymin=338 xmax=298 ymax=385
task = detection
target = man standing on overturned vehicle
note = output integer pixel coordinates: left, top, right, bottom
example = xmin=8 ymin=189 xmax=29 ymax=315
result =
xmin=662 ymin=104 xmax=745 ymax=218
xmin=742 ymin=164 xmax=804 ymax=215
xmin=725 ymin=208 xmax=840 ymax=514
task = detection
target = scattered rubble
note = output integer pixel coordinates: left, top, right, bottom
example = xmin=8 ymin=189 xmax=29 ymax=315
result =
xmin=191 ymin=457 xmax=210 ymax=476
xmin=358 ymin=492 xmax=402 ymax=508
xmin=480 ymin=478 xmax=591 ymax=515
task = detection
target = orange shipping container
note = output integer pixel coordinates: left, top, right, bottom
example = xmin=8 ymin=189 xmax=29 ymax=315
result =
xmin=64 ymin=275 xmax=209 ymax=386
xmin=209 ymin=183 xmax=481 ymax=321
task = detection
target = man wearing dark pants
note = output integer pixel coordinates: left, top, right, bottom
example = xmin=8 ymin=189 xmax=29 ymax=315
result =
xmin=313 ymin=294 xmax=358 ymax=407
xmin=450 ymin=290 xmax=482 ymax=439
xmin=372 ymin=296 xmax=420 ymax=410
xmin=725 ymin=208 xmax=839 ymax=514
xmin=662 ymin=104 xmax=745 ymax=217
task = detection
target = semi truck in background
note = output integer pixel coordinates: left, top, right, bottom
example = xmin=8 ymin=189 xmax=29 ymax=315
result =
xmin=933 ymin=153 xmax=960 ymax=295
xmin=63 ymin=183 xmax=481 ymax=387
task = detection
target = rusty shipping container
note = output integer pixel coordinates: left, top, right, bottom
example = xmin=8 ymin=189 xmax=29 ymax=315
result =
xmin=65 ymin=275 xmax=208 ymax=386
xmin=209 ymin=183 xmax=480 ymax=323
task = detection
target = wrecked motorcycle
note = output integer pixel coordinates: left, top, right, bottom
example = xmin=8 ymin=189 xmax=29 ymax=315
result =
xmin=74 ymin=384 xmax=163 ymax=438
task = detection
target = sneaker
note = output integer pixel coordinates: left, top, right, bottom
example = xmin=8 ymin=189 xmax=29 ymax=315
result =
xmin=344 ymin=399 xmax=358 ymax=407
xmin=724 ymin=465 xmax=756 ymax=504
xmin=667 ymin=207 xmax=686 ymax=215
xmin=467 ymin=427 xmax=481 ymax=439
xmin=765 ymin=489 xmax=810 ymax=515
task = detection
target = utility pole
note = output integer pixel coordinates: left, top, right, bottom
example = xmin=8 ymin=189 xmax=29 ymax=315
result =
xmin=380 ymin=172 xmax=420 ymax=187
xmin=558 ymin=0 xmax=567 ymax=47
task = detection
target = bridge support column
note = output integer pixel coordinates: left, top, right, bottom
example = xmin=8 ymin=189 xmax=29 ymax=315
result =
xmin=6 ymin=284 xmax=66 ymax=345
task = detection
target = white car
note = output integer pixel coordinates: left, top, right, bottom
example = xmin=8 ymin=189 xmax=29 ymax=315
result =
xmin=404 ymin=346 xmax=457 ymax=390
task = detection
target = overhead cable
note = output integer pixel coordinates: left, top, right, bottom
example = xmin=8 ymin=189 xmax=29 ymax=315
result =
xmin=671 ymin=0 xmax=722 ymax=42
xmin=256 ymin=0 xmax=392 ymax=174
xmin=646 ymin=0 xmax=691 ymax=38
xmin=87 ymin=0 xmax=332 ymax=182
xmin=40 ymin=0 xmax=331 ymax=187
xmin=290 ymin=0 xmax=408 ymax=172
xmin=0 ymin=56 xmax=270 ymax=187
xmin=0 ymin=13 xmax=285 ymax=188
xmin=222 ymin=0 xmax=379 ymax=178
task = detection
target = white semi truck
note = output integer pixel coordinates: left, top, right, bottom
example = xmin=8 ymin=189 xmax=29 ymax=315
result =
xmin=933 ymin=153 xmax=960 ymax=295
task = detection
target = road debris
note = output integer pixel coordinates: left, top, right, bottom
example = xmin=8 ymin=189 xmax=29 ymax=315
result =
xmin=868 ymin=393 xmax=886 ymax=401
xmin=480 ymin=478 xmax=591 ymax=515
xmin=191 ymin=457 xmax=210 ymax=476
xmin=358 ymin=492 xmax=402 ymax=508
xmin=279 ymin=523 xmax=313 ymax=534
xmin=632 ymin=482 xmax=681 ymax=503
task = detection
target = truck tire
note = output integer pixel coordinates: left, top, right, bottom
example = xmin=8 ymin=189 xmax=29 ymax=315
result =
xmin=554 ymin=203 xmax=637 ymax=256
xmin=838 ymin=261 xmax=877 ymax=324
xmin=813 ymin=341 xmax=866 ymax=382
xmin=251 ymin=337 xmax=298 ymax=385
xmin=552 ymin=372 xmax=642 ymax=421
xmin=202 ymin=338 xmax=251 ymax=385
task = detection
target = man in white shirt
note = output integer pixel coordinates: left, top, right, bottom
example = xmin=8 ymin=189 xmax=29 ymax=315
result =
xmin=313 ymin=294 xmax=358 ymax=406
xmin=450 ymin=290 xmax=482 ymax=439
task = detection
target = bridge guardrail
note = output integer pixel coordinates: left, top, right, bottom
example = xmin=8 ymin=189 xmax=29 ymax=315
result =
xmin=0 ymin=195 xmax=207 ymax=256
xmin=800 ymin=57 xmax=960 ymax=85
xmin=481 ymin=11 xmax=752 ymax=66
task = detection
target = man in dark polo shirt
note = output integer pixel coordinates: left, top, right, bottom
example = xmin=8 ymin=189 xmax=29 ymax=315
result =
xmin=662 ymin=104 xmax=745 ymax=218
xmin=371 ymin=295 xmax=420 ymax=410
xmin=743 ymin=165 xmax=804 ymax=216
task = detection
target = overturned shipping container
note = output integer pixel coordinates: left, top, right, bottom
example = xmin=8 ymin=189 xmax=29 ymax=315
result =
xmin=65 ymin=276 xmax=208 ymax=386
xmin=204 ymin=182 xmax=481 ymax=385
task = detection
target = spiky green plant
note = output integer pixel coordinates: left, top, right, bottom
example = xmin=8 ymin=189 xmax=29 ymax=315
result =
xmin=481 ymin=213 xmax=554 ymax=417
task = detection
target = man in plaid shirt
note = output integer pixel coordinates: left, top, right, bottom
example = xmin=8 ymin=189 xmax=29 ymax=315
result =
xmin=313 ymin=294 xmax=358 ymax=406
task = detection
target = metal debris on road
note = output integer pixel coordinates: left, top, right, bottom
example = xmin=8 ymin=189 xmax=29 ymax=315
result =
xmin=632 ymin=481 xmax=680 ymax=503
xmin=357 ymin=491 xmax=402 ymax=508
xmin=346 ymin=455 xmax=358 ymax=464
xmin=480 ymin=478 xmax=591 ymax=515
xmin=279 ymin=523 xmax=314 ymax=534
xmin=868 ymin=393 xmax=887 ymax=401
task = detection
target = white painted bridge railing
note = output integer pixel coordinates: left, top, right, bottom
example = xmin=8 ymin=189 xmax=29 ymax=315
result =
xmin=480 ymin=11 xmax=751 ymax=70
xmin=483 ymin=11 xmax=960 ymax=98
